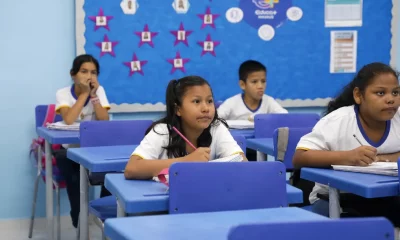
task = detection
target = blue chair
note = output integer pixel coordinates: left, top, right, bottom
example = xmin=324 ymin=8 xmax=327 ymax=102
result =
xmin=254 ymin=113 xmax=319 ymax=138
xmin=232 ymin=135 xmax=246 ymax=155
xmin=215 ymin=100 xmax=224 ymax=109
xmin=29 ymin=105 xmax=63 ymax=239
xmin=78 ymin=120 xmax=152 ymax=239
xmin=228 ymin=217 xmax=394 ymax=240
xmin=273 ymin=127 xmax=312 ymax=172
xmin=169 ymin=161 xmax=287 ymax=214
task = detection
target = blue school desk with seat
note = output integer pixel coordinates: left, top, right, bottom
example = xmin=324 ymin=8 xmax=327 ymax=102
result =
xmin=301 ymin=167 xmax=399 ymax=218
xmin=67 ymin=120 xmax=151 ymax=240
xmin=36 ymin=107 xmax=80 ymax=240
xmin=246 ymin=113 xmax=319 ymax=161
xmin=104 ymin=208 xmax=329 ymax=240
xmin=105 ymin=172 xmax=304 ymax=217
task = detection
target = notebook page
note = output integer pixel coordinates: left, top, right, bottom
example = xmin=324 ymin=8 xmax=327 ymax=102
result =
xmin=47 ymin=121 xmax=80 ymax=131
xmin=226 ymin=120 xmax=254 ymax=129
xmin=209 ymin=154 xmax=243 ymax=162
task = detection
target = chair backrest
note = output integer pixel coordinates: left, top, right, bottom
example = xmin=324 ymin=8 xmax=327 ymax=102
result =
xmin=273 ymin=127 xmax=312 ymax=171
xmin=232 ymin=135 xmax=246 ymax=155
xmin=169 ymin=161 xmax=287 ymax=214
xmin=254 ymin=113 xmax=319 ymax=138
xmin=35 ymin=105 xmax=62 ymax=127
xmin=215 ymin=100 xmax=224 ymax=109
xmin=228 ymin=218 xmax=394 ymax=240
xmin=79 ymin=120 xmax=153 ymax=147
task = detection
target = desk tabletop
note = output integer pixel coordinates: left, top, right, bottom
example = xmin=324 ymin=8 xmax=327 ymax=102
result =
xmin=301 ymin=167 xmax=399 ymax=198
xmin=104 ymin=207 xmax=327 ymax=240
xmin=36 ymin=127 xmax=80 ymax=144
xmin=246 ymin=138 xmax=274 ymax=156
xmin=67 ymin=145 xmax=137 ymax=172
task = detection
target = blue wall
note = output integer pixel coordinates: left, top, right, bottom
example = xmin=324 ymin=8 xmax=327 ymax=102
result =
xmin=0 ymin=0 xmax=396 ymax=219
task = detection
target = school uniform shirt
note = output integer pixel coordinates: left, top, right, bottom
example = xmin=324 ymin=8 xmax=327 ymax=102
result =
xmin=132 ymin=121 xmax=244 ymax=160
xmin=296 ymin=105 xmax=400 ymax=204
xmin=217 ymin=94 xmax=288 ymax=120
xmin=55 ymin=84 xmax=110 ymax=148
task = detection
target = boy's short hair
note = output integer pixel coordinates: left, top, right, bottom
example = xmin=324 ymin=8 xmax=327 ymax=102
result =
xmin=239 ymin=60 xmax=267 ymax=82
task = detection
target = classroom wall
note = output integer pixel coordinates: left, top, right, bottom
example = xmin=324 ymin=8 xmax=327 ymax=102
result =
xmin=0 ymin=1 xmax=397 ymax=220
xmin=0 ymin=1 xmax=75 ymax=219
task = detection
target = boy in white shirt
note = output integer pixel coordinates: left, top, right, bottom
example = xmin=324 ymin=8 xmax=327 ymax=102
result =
xmin=218 ymin=60 xmax=287 ymax=121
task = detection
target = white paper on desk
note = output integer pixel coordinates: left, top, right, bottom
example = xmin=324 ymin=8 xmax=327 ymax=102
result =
xmin=46 ymin=121 xmax=80 ymax=131
xmin=209 ymin=153 xmax=243 ymax=162
xmin=332 ymin=162 xmax=398 ymax=176
xmin=226 ymin=120 xmax=254 ymax=129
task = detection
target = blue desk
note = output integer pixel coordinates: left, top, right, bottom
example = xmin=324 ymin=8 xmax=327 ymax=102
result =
xmin=67 ymin=145 xmax=137 ymax=172
xmin=301 ymin=167 xmax=399 ymax=218
xmin=67 ymin=144 xmax=137 ymax=239
xmin=104 ymin=207 xmax=328 ymax=240
xmin=36 ymin=127 xmax=80 ymax=240
xmin=105 ymin=173 xmax=304 ymax=217
xmin=230 ymin=129 xmax=255 ymax=139
xmin=246 ymin=138 xmax=274 ymax=157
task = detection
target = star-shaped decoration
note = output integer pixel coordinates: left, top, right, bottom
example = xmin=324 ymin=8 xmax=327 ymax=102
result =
xmin=167 ymin=51 xmax=190 ymax=74
xmin=134 ymin=24 xmax=158 ymax=48
xmin=123 ymin=53 xmax=148 ymax=76
xmin=197 ymin=34 xmax=220 ymax=57
xmin=88 ymin=8 xmax=114 ymax=31
xmin=170 ymin=22 xmax=193 ymax=46
xmin=95 ymin=34 xmax=119 ymax=57
xmin=197 ymin=6 xmax=220 ymax=29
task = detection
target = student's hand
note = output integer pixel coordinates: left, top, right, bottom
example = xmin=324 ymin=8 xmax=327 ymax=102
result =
xmin=346 ymin=146 xmax=377 ymax=166
xmin=79 ymin=78 xmax=91 ymax=93
xmin=185 ymin=147 xmax=210 ymax=162
xmin=89 ymin=78 xmax=99 ymax=97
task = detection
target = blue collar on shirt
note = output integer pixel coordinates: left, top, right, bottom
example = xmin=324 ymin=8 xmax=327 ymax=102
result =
xmin=70 ymin=84 xmax=90 ymax=107
xmin=241 ymin=93 xmax=262 ymax=113
xmin=354 ymin=105 xmax=390 ymax=148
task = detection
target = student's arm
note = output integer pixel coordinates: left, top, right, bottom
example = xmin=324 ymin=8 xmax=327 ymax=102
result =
xmin=293 ymin=146 xmax=377 ymax=168
xmin=267 ymin=97 xmax=288 ymax=113
xmin=377 ymin=152 xmax=400 ymax=162
xmin=91 ymin=85 xmax=110 ymax=121
xmin=217 ymin=100 xmax=230 ymax=120
xmin=214 ymin=123 xmax=246 ymax=160
xmin=239 ymin=152 xmax=248 ymax=161
xmin=124 ymin=148 xmax=211 ymax=179
xmin=57 ymin=91 xmax=89 ymax=125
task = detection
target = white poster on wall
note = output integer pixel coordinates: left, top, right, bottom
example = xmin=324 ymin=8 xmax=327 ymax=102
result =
xmin=325 ymin=0 xmax=362 ymax=27
xmin=330 ymin=31 xmax=357 ymax=73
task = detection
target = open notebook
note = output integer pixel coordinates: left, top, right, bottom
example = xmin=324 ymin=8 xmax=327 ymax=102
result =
xmin=153 ymin=154 xmax=244 ymax=185
xmin=226 ymin=120 xmax=254 ymax=129
xmin=46 ymin=121 xmax=80 ymax=131
xmin=332 ymin=162 xmax=398 ymax=176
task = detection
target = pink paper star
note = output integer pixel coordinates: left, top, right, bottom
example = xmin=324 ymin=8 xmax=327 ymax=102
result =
xmin=88 ymin=8 xmax=114 ymax=31
xmin=95 ymin=34 xmax=119 ymax=57
xmin=197 ymin=34 xmax=220 ymax=57
xmin=134 ymin=24 xmax=159 ymax=48
xmin=197 ymin=6 xmax=220 ymax=29
xmin=123 ymin=53 xmax=148 ymax=76
xmin=167 ymin=51 xmax=190 ymax=74
xmin=170 ymin=22 xmax=193 ymax=47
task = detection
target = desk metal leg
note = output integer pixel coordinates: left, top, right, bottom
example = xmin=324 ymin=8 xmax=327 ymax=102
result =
xmin=117 ymin=198 xmax=126 ymax=218
xmin=329 ymin=187 xmax=340 ymax=218
xmin=256 ymin=151 xmax=266 ymax=161
xmin=79 ymin=165 xmax=89 ymax=240
xmin=45 ymin=140 xmax=54 ymax=240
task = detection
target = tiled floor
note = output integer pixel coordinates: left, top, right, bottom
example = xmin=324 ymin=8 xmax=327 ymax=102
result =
xmin=0 ymin=216 xmax=103 ymax=240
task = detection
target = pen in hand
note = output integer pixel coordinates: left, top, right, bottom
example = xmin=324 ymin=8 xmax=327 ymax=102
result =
xmin=353 ymin=134 xmax=378 ymax=162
